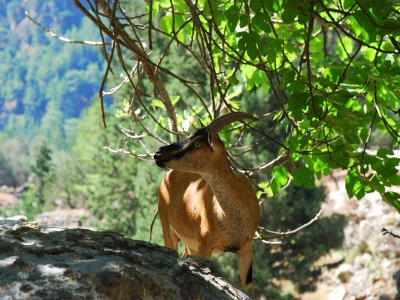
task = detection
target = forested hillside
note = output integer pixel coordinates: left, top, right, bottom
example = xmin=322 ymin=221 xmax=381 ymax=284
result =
xmin=0 ymin=1 xmax=104 ymax=185
xmin=0 ymin=1 xmax=103 ymax=129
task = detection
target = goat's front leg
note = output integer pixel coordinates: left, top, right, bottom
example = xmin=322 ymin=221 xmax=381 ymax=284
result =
xmin=237 ymin=243 xmax=254 ymax=294
xmin=182 ymin=246 xmax=193 ymax=258
xmin=159 ymin=218 xmax=179 ymax=253
xmin=197 ymin=240 xmax=213 ymax=259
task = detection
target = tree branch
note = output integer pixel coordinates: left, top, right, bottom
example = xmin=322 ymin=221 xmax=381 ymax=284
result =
xmin=255 ymin=209 xmax=323 ymax=244
xmin=25 ymin=11 xmax=111 ymax=46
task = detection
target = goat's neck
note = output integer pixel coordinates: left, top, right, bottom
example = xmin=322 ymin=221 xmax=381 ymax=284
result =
xmin=200 ymin=159 xmax=240 ymax=205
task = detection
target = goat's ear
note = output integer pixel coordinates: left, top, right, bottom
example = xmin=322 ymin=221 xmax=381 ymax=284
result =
xmin=206 ymin=129 xmax=214 ymax=151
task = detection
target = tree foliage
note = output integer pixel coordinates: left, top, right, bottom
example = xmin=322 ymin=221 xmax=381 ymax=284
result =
xmin=73 ymin=0 xmax=400 ymax=211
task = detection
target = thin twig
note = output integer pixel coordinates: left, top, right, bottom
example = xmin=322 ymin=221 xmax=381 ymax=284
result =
xmin=382 ymin=227 xmax=400 ymax=239
xmin=104 ymin=145 xmax=153 ymax=161
xmin=25 ymin=11 xmax=111 ymax=46
xmin=255 ymin=209 xmax=323 ymax=243
xmin=103 ymin=64 xmax=140 ymax=96
xmin=149 ymin=209 xmax=159 ymax=242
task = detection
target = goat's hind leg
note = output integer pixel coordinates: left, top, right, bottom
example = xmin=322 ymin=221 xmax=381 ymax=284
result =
xmin=237 ymin=243 xmax=254 ymax=294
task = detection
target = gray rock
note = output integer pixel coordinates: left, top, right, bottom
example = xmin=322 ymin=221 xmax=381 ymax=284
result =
xmin=328 ymin=285 xmax=346 ymax=300
xmin=347 ymin=268 xmax=371 ymax=298
xmin=335 ymin=263 xmax=353 ymax=283
xmin=0 ymin=218 xmax=251 ymax=300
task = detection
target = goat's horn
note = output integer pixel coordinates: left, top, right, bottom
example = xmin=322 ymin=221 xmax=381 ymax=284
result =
xmin=207 ymin=112 xmax=258 ymax=133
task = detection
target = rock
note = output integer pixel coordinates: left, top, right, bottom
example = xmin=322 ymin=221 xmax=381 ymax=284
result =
xmin=310 ymin=172 xmax=400 ymax=299
xmin=0 ymin=191 xmax=19 ymax=208
xmin=353 ymin=253 xmax=373 ymax=269
xmin=328 ymin=285 xmax=346 ymax=300
xmin=0 ymin=217 xmax=251 ymax=300
xmin=335 ymin=263 xmax=353 ymax=283
xmin=34 ymin=208 xmax=91 ymax=229
xmin=347 ymin=269 xmax=371 ymax=298
xmin=315 ymin=251 xmax=344 ymax=269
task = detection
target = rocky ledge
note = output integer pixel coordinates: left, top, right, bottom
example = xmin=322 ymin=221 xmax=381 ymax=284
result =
xmin=0 ymin=216 xmax=250 ymax=300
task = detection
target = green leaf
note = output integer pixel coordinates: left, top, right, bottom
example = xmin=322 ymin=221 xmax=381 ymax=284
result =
xmin=264 ymin=0 xmax=282 ymax=12
xmin=247 ymin=40 xmax=258 ymax=60
xmin=152 ymin=99 xmax=164 ymax=109
xmin=258 ymin=181 xmax=269 ymax=189
xmin=170 ymin=95 xmax=180 ymax=105
xmin=282 ymin=0 xmax=298 ymax=23
xmin=376 ymin=148 xmax=394 ymax=158
xmin=287 ymin=80 xmax=306 ymax=93
xmin=272 ymin=165 xmax=289 ymax=186
xmin=352 ymin=11 xmax=377 ymax=42
xmin=345 ymin=169 xmax=365 ymax=199
xmin=385 ymin=174 xmax=400 ymax=186
xmin=252 ymin=13 xmax=271 ymax=33
xmin=288 ymin=92 xmax=308 ymax=120
xmin=293 ymin=166 xmax=315 ymax=188
xmin=250 ymin=0 xmax=262 ymax=13
xmin=343 ymin=0 xmax=355 ymax=9
xmin=240 ymin=64 xmax=257 ymax=79
xmin=237 ymin=31 xmax=249 ymax=51
xmin=225 ymin=6 xmax=240 ymax=32
xmin=239 ymin=14 xmax=250 ymax=28
xmin=343 ymin=129 xmax=361 ymax=144
xmin=230 ymin=100 xmax=240 ymax=110
xmin=383 ymin=192 xmax=400 ymax=212
xmin=159 ymin=13 xmax=173 ymax=34
xmin=359 ymin=127 xmax=369 ymax=144
xmin=337 ymin=36 xmax=354 ymax=61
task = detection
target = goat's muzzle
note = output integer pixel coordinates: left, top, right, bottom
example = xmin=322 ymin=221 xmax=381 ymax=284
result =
xmin=154 ymin=150 xmax=169 ymax=168
xmin=154 ymin=139 xmax=189 ymax=168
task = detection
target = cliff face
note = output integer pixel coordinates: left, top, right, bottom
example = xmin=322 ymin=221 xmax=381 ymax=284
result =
xmin=0 ymin=216 xmax=250 ymax=300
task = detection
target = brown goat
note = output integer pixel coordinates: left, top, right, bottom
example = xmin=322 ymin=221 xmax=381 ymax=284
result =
xmin=154 ymin=112 xmax=260 ymax=293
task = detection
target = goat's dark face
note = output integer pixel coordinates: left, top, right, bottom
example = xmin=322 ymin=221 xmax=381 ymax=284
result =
xmin=154 ymin=128 xmax=224 ymax=173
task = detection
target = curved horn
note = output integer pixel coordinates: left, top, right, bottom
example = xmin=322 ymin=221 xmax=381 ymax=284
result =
xmin=207 ymin=112 xmax=258 ymax=132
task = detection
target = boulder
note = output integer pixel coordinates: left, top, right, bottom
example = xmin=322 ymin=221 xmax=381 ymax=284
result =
xmin=347 ymin=268 xmax=371 ymax=299
xmin=335 ymin=263 xmax=353 ymax=283
xmin=328 ymin=284 xmax=346 ymax=300
xmin=0 ymin=217 xmax=251 ymax=300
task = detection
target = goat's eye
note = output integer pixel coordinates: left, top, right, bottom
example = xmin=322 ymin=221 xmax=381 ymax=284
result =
xmin=194 ymin=141 xmax=201 ymax=148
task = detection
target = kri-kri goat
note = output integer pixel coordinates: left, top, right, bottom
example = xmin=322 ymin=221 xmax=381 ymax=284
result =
xmin=154 ymin=112 xmax=260 ymax=293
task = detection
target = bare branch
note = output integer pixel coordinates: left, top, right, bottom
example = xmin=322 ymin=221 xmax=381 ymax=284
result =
xmin=382 ymin=227 xmax=400 ymax=239
xmin=74 ymin=0 xmax=179 ymax=137
xmin=103 ymin=64 xmax=140 ymax=96
xmin=255 ymin=209 xmax=323 ymax=244
xmin=149 ymin=209 xmax=159 ymax=242
xmin=249 ymin=152 xmax=289 ymax=176
xmin=104 ymin=145 xmax=153 ymax=161
xmin=25 ymin=11 xmax=110 ymax=46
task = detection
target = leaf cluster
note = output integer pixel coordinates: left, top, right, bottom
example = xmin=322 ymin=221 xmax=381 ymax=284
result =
xmin=70 ymin=0 xmax=400 ymax=210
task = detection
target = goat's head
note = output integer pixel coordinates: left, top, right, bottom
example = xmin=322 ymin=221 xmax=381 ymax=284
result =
xmin=154 ymin=112 xmax=257 ymax=173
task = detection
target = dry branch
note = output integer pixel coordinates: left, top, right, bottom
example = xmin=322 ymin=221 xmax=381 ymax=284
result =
xmin=73 ymin=0 xmax=179 ymax=137
xmin=255 ymin=209 xmax=323 ymax=245
xmin=25 ymin=11 xmax=110 ymax=46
